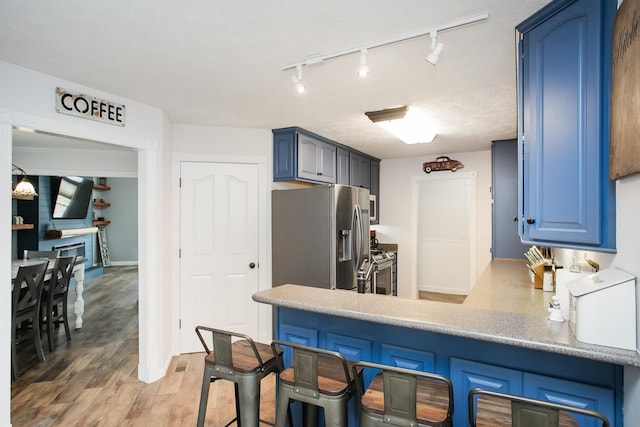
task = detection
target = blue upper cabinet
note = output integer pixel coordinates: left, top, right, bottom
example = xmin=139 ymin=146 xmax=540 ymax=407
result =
xmin=516 ymin=0 xmax=616 ymax=252
xmin=273 ymin=127 xmax=336 ymax=184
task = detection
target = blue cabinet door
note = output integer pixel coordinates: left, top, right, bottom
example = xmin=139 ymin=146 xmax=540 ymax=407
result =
xmin=336 ymin=147 xmax=350 ymax=185
xmin=524 ymin=373 xmax=616 ymax=427
xmin=349 ymin=152 xmax=371 ymax=189
xmin=517 ymin=0 xmax=616 ymax=250
xmin=450 ymin=358 xmax=524 ymax=427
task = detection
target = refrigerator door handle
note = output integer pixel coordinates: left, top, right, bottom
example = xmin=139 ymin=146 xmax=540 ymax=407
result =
xmin=353 ymin=204 xmax=363 ymax=271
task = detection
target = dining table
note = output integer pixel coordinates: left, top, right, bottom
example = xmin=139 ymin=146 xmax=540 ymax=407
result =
xmin=11 ymin=257 xmax=88 ymax=329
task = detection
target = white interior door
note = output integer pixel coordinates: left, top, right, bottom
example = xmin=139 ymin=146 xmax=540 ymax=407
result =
xmin=179 ymin=162 xmax=259 ymax=353
xmin=414 ymin=172 xmax=477 ymax=295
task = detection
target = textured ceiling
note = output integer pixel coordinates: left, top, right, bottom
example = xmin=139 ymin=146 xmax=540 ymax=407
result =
xmin=1 ymin=0 xmax=550 ymax=159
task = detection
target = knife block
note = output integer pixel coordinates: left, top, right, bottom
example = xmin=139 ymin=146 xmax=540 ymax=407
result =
xmin=533 ymin=264 xmax=545 ymax=289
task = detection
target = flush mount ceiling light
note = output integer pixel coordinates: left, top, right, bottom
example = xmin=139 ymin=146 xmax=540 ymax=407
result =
xmin=426 ymin=31 xmax=445 ymax=65
xmin=11 ymin=163 xmax=38 ymax=196
xmin=357 ymin=48 xmax=369 ymax=77
xmin=281 ymin=12 xmax=488 ymax=87
xmin=365 ymin=106 xmax=437 ymax=144
xmin=290 ymin=65 xmax=305 ymax=93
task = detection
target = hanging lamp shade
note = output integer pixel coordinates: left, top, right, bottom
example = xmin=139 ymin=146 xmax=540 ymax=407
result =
xmin=12 ymin=164 xmax=38 ymax=196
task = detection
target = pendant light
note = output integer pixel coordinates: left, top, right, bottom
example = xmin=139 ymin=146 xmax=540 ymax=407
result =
xmin=12 ymin=163 xmax=38 ymax=196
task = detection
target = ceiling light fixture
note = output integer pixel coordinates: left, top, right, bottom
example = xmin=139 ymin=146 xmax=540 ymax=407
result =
xmin=426 ymin=31 xmax=445 ymax=65
xmin=11 ymin=163 xmax=38 ymax=196
xmin=281 ymin=12 xmax=488 ymax=79
xmin=357 ymin=48 xmax=369 ymax=77
xmin=365 ymin=106 xmax=437 ymax=144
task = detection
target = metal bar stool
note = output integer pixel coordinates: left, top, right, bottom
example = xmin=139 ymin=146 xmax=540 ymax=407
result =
xmin=195 ymin=326 xmax=284 ymax=427
xmin=271 ymin=339 xmax=361 ymax=427
xmin=468 ymin=388 xmax=610 ymax=427
xmin=353 ymin=361 xmax=454 ymax=427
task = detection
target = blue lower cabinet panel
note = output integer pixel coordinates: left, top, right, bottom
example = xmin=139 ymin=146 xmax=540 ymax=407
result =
xmin=451 ymin=358 xmax=524 ymax=427
xmin=523 ymin=373 xmax=615 ymax=427
xmin=278 ymin=323 xmax=318 ymax=367
xmin=380 ymin=343 xmax=435 ymax=372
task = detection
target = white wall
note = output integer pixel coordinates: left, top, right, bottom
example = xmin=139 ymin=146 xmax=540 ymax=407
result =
xmin=374 ymin=151 xmax=492 ymax=298
xmin=0 ymin=60 xmax=170 ymax=427
xmin=103 ymin=177 xmax=139 ymax=264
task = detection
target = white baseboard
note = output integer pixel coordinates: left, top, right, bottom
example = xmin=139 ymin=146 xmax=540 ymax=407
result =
xmin=108 ymin=261 xmax=139 ymax=266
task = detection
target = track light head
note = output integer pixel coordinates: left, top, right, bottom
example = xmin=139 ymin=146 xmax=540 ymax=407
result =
xmin=426 ymin=32 xmax=444 ymax=65
xmin=291 ymin=65 xmax=305 ymax=93
xmin=426 ymin=42 xmax=444 ymax=65
xmin=357 ymin=49 xmax=369 ymax=78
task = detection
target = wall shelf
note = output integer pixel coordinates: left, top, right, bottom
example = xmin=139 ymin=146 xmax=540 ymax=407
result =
xmin=93 ymin=183 xmax=111 ymax=191
xmin=93 ymin=220 xmax=111 ymax=226
xmin=93 ymin=201 xmax=111 ymax=207
xmin=12 ymin=224 xmax=34 ymax=230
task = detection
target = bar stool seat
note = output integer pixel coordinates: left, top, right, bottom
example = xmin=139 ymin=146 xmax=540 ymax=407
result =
xmin=196 ymin=326 xmax=284 ymax=427
xmin=354 ymin=361 xmax=453 ymax=427
xmin=272 ymin=340 xmax=361 ymax=427
xmin=468 ymin=388 xmax=610 ymax=427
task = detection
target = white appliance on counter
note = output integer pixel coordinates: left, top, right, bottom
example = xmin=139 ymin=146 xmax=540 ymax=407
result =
xmin=567 ymin=268 xmax=637 ymax=351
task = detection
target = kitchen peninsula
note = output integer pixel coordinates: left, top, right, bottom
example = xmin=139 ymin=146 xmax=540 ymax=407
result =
xmin=254 ymin=260 xmax=637 ymax=426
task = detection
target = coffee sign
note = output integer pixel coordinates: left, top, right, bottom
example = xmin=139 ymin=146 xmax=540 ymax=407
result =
xmin=55 ymin=87 xmax=125 ymax=127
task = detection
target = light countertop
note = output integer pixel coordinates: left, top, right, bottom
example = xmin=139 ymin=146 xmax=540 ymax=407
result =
xmin=253 ymin=260 xmax=640 ymax=367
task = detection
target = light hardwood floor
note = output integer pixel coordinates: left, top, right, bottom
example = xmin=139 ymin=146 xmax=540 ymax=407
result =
xmin=419 ymin=291 xmax=466 ymax=304
xmin=11 ymin=266 xmax=277 ymax=426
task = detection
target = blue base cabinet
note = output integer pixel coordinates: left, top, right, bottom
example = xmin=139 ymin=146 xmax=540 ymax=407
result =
xmin=516 ymin=0 xmax=616 ymax=252
xmin=275 ymin=307 xmax=621 ymax=426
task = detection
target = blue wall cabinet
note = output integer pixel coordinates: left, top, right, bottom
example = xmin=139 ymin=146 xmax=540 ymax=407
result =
xmin=349 ymin=152 xmax=371 ymax=189
xmin=273 ymin=127 xmax=336 ymax=184
xmin=516 ymin=0 xmax=616 ymax=251
xmin=336 ymin=147 xmax=350 ymax=185
xmin=272 ymin=127 xmax=381 ymax=221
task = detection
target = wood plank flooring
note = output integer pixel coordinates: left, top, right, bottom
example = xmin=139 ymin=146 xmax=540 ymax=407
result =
xmin=419 ymin=291 xmax=467 ymax=304
xmin=11 ymin=266 xmax=276 ymax=426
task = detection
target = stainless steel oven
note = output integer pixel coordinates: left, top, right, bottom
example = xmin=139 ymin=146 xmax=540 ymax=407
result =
xmin=371 ymin=252 xmax=395 ymax=295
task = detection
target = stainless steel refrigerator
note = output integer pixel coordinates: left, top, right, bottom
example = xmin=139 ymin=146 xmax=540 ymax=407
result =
xmin=272 ymin=184 xmax=370 ymax=290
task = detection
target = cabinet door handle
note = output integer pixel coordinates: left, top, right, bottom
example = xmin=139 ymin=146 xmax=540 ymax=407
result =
xmin=526 ymin=217 xmax=535 ymax=224
xmin=513 ymin=215 xmax=518 ymax=223
xmin=249 ymin=262 xmax=256 ymax=269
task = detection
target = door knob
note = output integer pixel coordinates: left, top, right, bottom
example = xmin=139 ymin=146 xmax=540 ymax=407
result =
xmin=249 ymin=262 xmax=256 ymax=269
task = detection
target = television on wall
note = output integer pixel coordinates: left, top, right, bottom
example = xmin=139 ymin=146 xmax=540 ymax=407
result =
xmin=50 ymin=176 xmax=94 ymax=219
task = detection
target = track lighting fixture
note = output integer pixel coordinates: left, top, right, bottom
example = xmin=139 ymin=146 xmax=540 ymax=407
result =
xmin=357 ymin=49 xmax=369 ymax=78
xmin=291 ymin=65 xmax=305 ymax=93
xmin=11 ymin=163 xmax=38 ymax=196
xmin=282 ymin=12 xmax=488 ymax=84
xmin=426 ymin=31 xmax=445 ymax=65
xmin=365 ymin=106 xmax=436 ymax=144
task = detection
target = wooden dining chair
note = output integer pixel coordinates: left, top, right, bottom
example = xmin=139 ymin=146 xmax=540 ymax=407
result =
xmin=41 ymin=256 xmax=77 ymax=352
xmin=11 ymin=261 xmax=49 ymax=380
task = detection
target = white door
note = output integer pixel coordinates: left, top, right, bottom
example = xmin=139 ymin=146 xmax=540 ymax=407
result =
xmin=414 ymin=172 xmax=477 ymax=295
xmin=180 ymin=162 xmax=259 ymax=353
